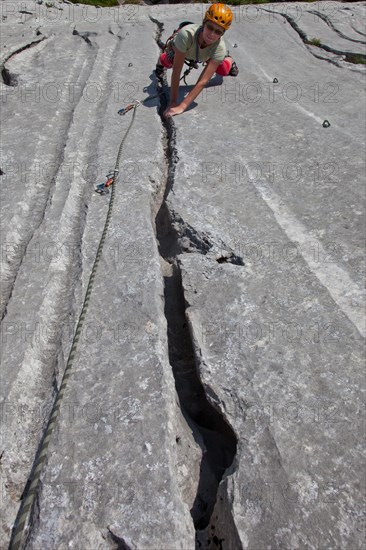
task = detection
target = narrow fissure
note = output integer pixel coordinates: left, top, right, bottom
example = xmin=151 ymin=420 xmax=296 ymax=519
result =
xmin=1 ymin=65 xmax=18 ymax=87
xmin=261 ymin=8 xmax=366 ymax=65
xmin=72 ymin=28 xmax=97 ymax=46
xmin=107 ymin=528 xmax=133 ymax=550
xmin=151 ymin=16 xmax=238 ymax=548
xmin=1 ymin=36 xmax=47 ymax=86
xmin=308 ymin=10 xmax=366 ymax=46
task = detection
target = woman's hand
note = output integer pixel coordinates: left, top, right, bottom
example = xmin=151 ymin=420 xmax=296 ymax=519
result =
xmin=163 ymin=103 xmax=185 ymax=118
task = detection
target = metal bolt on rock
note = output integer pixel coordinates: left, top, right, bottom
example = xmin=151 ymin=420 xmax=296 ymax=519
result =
xmin=322 ymin=120 xmax=331 ymax=128
xmin=273 ymin=78 xmax=278 ymax=83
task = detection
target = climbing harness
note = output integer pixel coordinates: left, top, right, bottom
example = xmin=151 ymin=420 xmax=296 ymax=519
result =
xmin=181 ymin=60 xmax=200 ymax=85
xmin=9 ymin=105 xmax=139 ymax=550
xmin=159 ymin=22 xmax=203 ymax=85
xmin=182 ymin=25 xmax=203 ymax=84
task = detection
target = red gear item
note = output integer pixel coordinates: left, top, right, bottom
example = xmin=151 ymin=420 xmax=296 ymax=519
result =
xmin=215 ymin=56 xmax=232 ymax=76
xmin=160 ymin=52 xmax=174 ymax=69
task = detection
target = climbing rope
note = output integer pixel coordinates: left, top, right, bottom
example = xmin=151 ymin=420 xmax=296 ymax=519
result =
xmin=9 ymin=105 xmax=138 ymax=550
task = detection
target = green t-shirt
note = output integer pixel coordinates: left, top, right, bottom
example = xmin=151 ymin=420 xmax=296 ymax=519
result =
xmin=173 ymin=23 xmax=227 ymax=63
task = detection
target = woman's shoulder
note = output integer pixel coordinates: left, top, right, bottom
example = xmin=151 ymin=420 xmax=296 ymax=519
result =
xmin=179 ymin=23 xmax=201 ymax=33
xmin=174 ymin=23 xmax=201 ymax=50
xmin=177 ymin=23 xmax=201 ymax=40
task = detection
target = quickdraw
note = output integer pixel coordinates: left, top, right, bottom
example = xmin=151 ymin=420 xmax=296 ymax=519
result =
xmin=118 ymin=99 xmax=141 ymax=116
xmin=118 ymin=94 xmax=159 ymax=117
xmin=95 ymin=171 xmax=116 ymax=195
xmin=9 ymin=104 xmax=139 ymax=550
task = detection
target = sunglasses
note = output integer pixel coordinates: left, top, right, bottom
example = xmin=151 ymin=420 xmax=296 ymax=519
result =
xmin=205 ymin=22 xmax=224 ymax=37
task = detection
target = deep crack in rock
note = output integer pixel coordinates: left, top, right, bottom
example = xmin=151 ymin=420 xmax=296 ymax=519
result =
xmin=308 ymin=10 xmax=366 ymax=46
xmin=107 ymin=528 xmax=134 ymax=550
xmin=261 ymin=8 xmax=366 ymax=66
xmin=151 ymin=16 xmax=238 ymax=547
xmin=1 ymin=65 xmax=18 ymax=87
xmin=1 ymin=36 xmax=47 ymax=86
xmin=72 ymin=28 xmax=97 ymax=46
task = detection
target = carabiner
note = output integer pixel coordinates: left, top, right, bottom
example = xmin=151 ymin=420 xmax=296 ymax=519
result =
xmin=118 ymin=99 xmax=140 ymax=116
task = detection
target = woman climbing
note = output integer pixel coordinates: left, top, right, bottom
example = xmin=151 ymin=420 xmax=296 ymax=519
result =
xmin=155 ymin=3 xmax=239 ymax=119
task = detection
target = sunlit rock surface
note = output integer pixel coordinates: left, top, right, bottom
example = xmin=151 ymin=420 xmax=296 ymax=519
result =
xmin=1 ymin=2 xmax=365 ymax=548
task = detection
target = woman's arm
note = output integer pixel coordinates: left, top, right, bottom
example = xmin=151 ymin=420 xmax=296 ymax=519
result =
xmin=164 ymin=58 xmax=220 ymax=118
xmin=169 ymin=46 xmax=186 ymax=105
xmin=181 ymin=60 xmax=220 ymax=109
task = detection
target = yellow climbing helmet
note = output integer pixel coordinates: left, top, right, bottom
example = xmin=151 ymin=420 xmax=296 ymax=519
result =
xmin=204 ymin=3 xmax=233 ymax=31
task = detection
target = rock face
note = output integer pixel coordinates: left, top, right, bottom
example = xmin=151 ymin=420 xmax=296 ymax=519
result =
xmin=1 ymin=2 xmax=365 ymax=549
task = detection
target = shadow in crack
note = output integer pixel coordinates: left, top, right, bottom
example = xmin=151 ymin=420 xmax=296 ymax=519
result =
xmin=162 ymin=263 xmax=238 ymax=532
xmin=151 ymin=13 xmax=238 ymax=543
xmin=1 ymin=66 xmax=18 ymax=87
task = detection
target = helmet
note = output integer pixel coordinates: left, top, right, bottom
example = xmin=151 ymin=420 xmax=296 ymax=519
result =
xmin=204 ymin=3 xmax=233 ymax=31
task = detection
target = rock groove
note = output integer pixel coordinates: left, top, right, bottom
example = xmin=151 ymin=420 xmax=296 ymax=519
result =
xmin=151 ymin=16 xmax=238 ymax=548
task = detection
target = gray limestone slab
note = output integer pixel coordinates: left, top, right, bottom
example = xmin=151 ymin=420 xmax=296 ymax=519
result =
xmin=307 ymin=2 xmax=366 ymax=44
xmin=266 ymin=2 xmax=366 ymax=55
xmin=0 ymin=2 xmax=365 ymax=549
xmin=165 ymin=4 xmax=365 ymax=329
xmin=178 ymin=252 xmax=365 ymax=548
xmin=1 ymin=4 xmax=197 ymax=547
xmin=154 ymin=2 xmax=365 ymax=547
